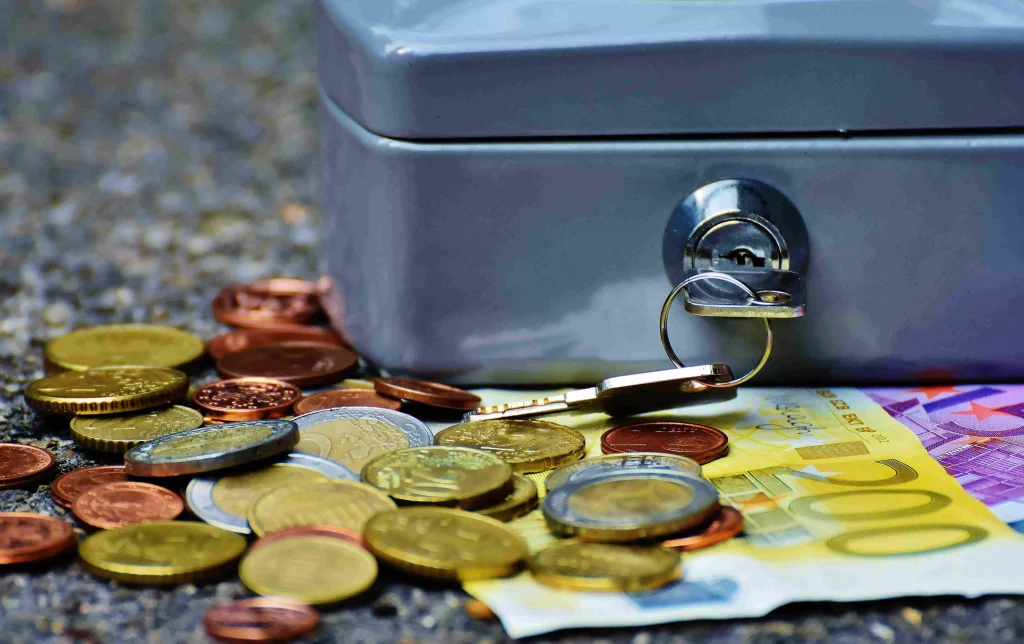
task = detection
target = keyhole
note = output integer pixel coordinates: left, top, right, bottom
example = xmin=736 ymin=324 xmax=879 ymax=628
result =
xmin=721 ymin=248 xmax=766 ymax=268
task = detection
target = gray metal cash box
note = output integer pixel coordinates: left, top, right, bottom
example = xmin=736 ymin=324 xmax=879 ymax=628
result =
xmin=317 ymin=0 xmax=1024 ymax=386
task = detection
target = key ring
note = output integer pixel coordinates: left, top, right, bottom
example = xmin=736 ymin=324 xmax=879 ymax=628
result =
xmin=659 ymin=272 xmax=773 ymax=388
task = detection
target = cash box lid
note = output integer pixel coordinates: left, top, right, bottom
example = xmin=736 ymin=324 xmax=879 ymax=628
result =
xmin=319 ymin=0 xmax=1024 ymax=140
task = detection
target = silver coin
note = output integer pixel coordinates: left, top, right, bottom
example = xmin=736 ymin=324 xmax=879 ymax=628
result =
xmin=290 ymin=406 xmax=433 ymax=473
xmin=185 ymin=452 xmax=357 ymax=534
xmin=542 ymin=470 xmax=720 ymax=542
xmin=124 ymin=419 xmax=299 ymax=477
xmin=544 ymin=452 xmax=702 ymax=491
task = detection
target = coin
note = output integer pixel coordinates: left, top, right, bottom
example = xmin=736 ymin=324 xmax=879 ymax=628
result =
xmin=204 ymin=598 xmax=319 ymax=644
xmin=240 ymin=535 xmax=377 ymax=604
xmin=364 ymin=508 xmax=526 ymax=580
xmin=292 ymin=407 xmax=433 ymax=474
xmin=124 ymin=419 xmax=299 ymax=477
xmin=476 ymin=474 xmax=539 ymax=522
xmin=0 ymin=513 xmax=76 ymax=565
xmin=207 ymin=327 xmax=342 ymax=360
xmin=435 ymin=419 xmax=585 ymax=473
xmin=251 ymin=525 xmax=365 ymax=550
xmin=212 ymin=280 xmax=323 ymax=330
xmin=186 ymin=453 xmax=357 ymax=534
xmin=544 ymin=452 xmax=702 ymax=491
xmin=192 ymin=378 xmax=301 ymax=421
xmin=44 ymin=324 xmax=204 ymax=371
xmin=600 ymin=421 xmax=729 ymax=464
xmin=247 ymin=479 xmax=397 ymax=537
xmin=72 ymin=481 xmax=184 ymax=530
xmin=294 ymin=389 xmax=402 ymax=415
xmin=69 ymin=405 xmax=204 ymax=453
xmin=0 ymin=444 xmax=56 ymax=489
xmin=373 ymin=378 xmax=481 ymax=411
xmin=79 ymin=521 xmax=246 ymax=584
xmin=527 ymin=541 xmax=681 ymax=592
xmin=25 ymin=366 xmax=189 ymax=416
xmin=662 ymin=506 xmax=745 ymax=551
xmin=542 ymin=471 xmax=720 ymax=542
xmin=361 ymin=446 xmax=513 ymax=510
xmin=216 ymin=343 xmax=358 ymax=388
xmin=51 ymin=466 xmax=129 ymax=509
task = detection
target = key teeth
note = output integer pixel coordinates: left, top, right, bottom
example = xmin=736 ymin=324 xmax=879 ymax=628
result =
xmin=472 ymin=398 xmax=553 ymax=415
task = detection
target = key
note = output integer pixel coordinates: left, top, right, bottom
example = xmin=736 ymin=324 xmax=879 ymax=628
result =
xmin=463 ymin=364 xmax=736 ymax=422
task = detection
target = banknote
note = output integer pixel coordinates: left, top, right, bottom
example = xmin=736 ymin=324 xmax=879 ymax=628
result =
xmin=463 ymin=387 xmax=1024 ymax=638
xmin=866 ymin=385 xmax=1024 ymax=531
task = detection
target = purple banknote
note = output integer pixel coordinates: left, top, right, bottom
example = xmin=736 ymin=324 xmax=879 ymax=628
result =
xmin=865 ymin=385 xmax=1024 ymax=532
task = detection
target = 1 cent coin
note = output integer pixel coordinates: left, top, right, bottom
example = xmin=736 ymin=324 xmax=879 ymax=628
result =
xmin=72 ymin=481 xmax=184 ymax=530
xmin=51 ymin=466 xmax=130 ymax=509
xmin=212 ymin=281 xmax=322 ymax=330
xmin=0 ymin=444 xmax=56 ymax=489
xmin=216 ymin=343 xmax=358 ymax=389
xmin=192 ymin=378 xmax=302 ymax=421
xmin=0 ymin=513 xmax=76 ymax=565
xmin=601 ymin=421 xmax=729 ymax=464
xmin=293 ymin=389 xmax=402 ymax=415
xmin=662 ymin=506 xmax=745 ymax=551
xmin=373 ymin=378 xmax=481 ymax=411
xmin=206 ymin=327 xmax=342 ymax=360
xmin=204 ymin=597 xmax=319 ymax=644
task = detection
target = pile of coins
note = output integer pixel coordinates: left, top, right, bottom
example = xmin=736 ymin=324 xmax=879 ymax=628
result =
xmin=1 ymin=276 xmax=743 ymax=641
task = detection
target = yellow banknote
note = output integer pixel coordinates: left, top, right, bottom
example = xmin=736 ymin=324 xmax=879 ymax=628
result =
xmin=464 ymin=387 xmax=1023 ymax=638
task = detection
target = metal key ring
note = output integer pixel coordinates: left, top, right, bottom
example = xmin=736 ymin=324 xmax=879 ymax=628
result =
xmin=659 ymin=272 xmax=773 ymax=389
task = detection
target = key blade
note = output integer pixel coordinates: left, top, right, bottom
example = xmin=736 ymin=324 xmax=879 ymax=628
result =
xmin=463 ymin=392 xmax=577 ymax=422
xmin=595 ymin=364 xmax=736 ymax=416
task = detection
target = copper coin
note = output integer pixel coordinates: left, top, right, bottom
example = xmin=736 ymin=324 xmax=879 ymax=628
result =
xmin=600 ymin=422 xmax=729 ymax=463
xmin=216 ymin=343 xmax=358 ymax=389
xmin=250 ymin=525 xmax=365 ymax=551
xmin=662 ymin=506 xmax=745 ymax=551
xmin=72 ymin=481 xmax=184 ymax=530
xmin=212 ymin=281 xmax=323 ymax=330
xmin=204 ymin=597 xmax=319 ymax=643
xmin=293 ymin=389 xmax=402 ymax=415
xmin=192 ymin=378 xmax=302 ymax=421
xmin=0 ymin=444 xmax=56 ymax=489
xmin=0 ymin=513 xmax=76 ymax=565
xmin=373 ymin=377 xmax=481 ymax=411
xmin=207 ymin=328 xmax=343 ymax=360
xmin=51 ymin=466 xmax=130 ymax=509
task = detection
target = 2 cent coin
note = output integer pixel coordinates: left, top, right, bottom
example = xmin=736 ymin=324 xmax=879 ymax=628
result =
xmin=0 ymin=513 xmax=76 ymax=565
xmin=374 ymin=378 xmax=481 ymax=411
xmin=216 ymin=343 xmax=358 ymax=389
xmin=192 ymin=378 xmax=302 ymax=421
xmin=293 ymin=389 xmax=401 ymax=415
xmin=203 ymin=597 xmax=319 ymax=644
xmin=51 ymin=466 xmax=130 ymax=509
xmin=72 ymin=481 xmax=184 ymax=530
xmin=600 ymin=421 xmax=729 ymax=464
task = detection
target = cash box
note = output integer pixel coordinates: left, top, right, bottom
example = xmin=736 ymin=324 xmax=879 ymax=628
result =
xmin=318 ymin=0 xmax=1024 ymax=385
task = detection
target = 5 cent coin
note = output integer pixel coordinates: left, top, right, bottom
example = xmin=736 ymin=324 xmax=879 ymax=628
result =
xmin=72 ymin=481 xmax=184 ymax=530
xmin=216 ymin=343 xmax=358 ymax=389
xmin=435 ymin=419 xmax=585 ymax=473
xmin=0 ymin=513 xmax=76 ymax=565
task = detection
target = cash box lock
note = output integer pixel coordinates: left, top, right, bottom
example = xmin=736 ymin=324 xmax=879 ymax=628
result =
xmin=663 ymin=179 xmax=809 ymax=318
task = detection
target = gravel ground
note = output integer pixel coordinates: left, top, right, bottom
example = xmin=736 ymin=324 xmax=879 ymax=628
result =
xmin=2 ymin=0 xmax=1023 ymax=642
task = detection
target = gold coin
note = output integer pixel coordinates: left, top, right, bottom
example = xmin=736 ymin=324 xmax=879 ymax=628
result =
xmin=45 ymin=324 xmax=204 ymax=371
xmin=476 ymin=474 xmax=539 ymax=522
xmin=364 ymin=508 xmax=526 ymax=580
xmin=527 ymin=541 xmax=681 ymax=592
xmin=79 ymin=521 xmax=246 ymax=584
xmin=69 ymin=405 xmax=204 ymax=453
xmin=434 ymin=419 xmax=585 ymax=473
xmin=293 ymin=417 xmax=410 ymax=473
xmin=247 ymin=479 xmax=397 ymax=536
xmin=361 ymin=446 xmax=513 ymax=510
xmin=25 ymin=367 xmax=189 ymax=416
xmin=240 ymin=535 xmax=377 ymax=604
